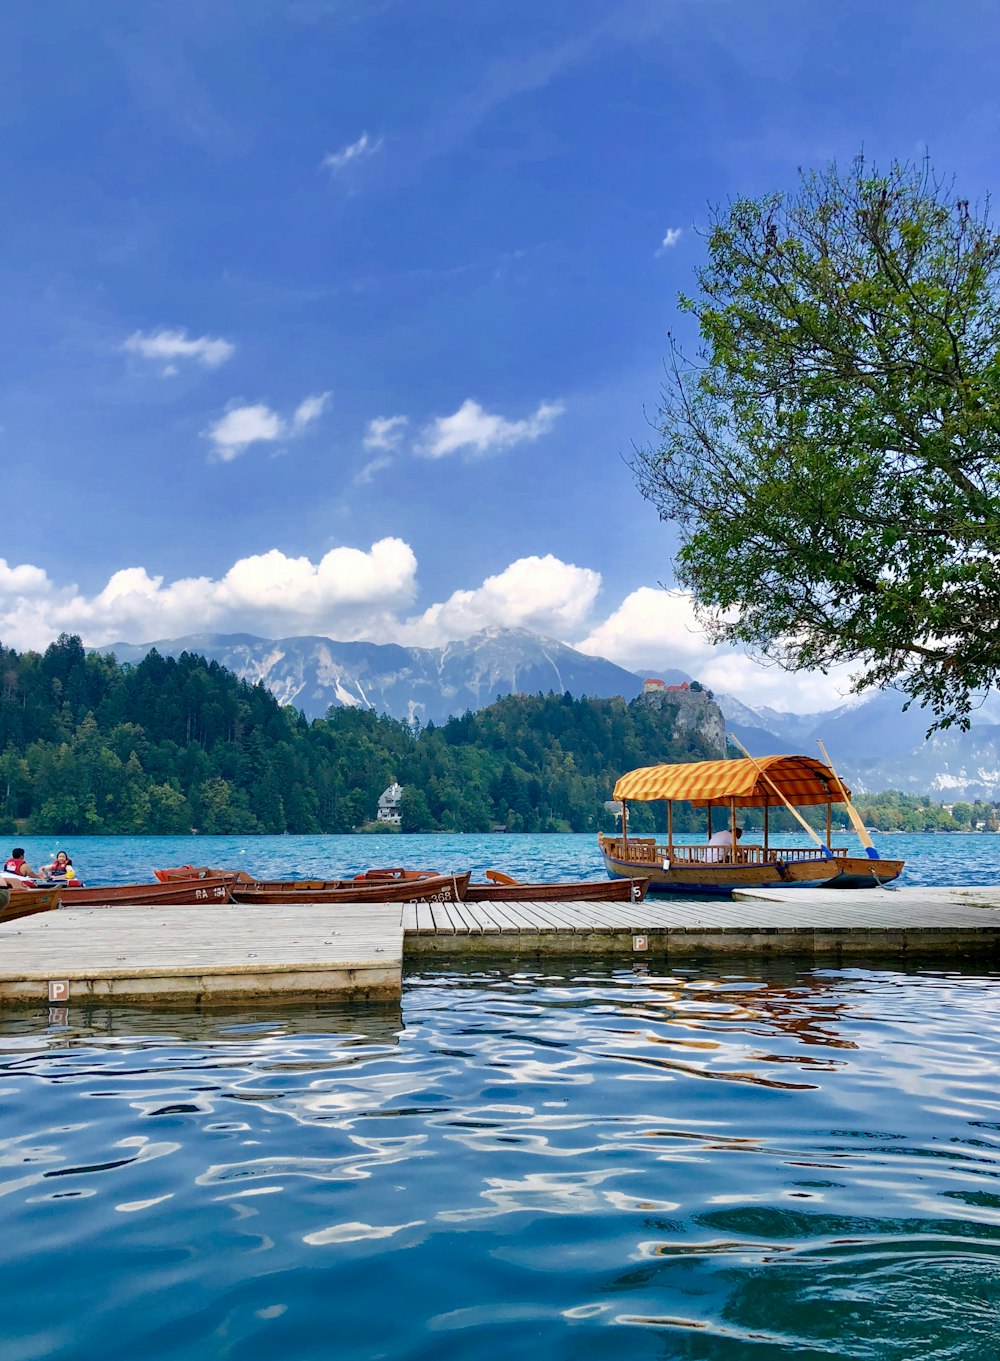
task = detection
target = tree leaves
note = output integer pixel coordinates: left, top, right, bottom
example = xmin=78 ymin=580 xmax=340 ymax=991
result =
xmin=634 ymin=155 xmax=1000 ymax=730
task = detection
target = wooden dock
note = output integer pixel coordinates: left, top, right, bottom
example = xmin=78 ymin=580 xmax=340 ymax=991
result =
xmin=401 ymin=886 xmax=1000 ymax=958
xmin=0 ymin=903 xmax=403 ymax=1005
xmin=1 ymin=887 xmax=999 ymax=1007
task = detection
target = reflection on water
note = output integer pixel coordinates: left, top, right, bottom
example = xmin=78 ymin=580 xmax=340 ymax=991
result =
xmin=2 ymin=962 xmax=999 ymax=1360
xmin=0 ymin=998 xmax=404 ymax=1049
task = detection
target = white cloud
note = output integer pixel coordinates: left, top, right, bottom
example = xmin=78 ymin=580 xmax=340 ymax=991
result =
xmin=204 ymin=393 xmax=330 ymax=461
xmin=205 ymin=403 xmax=285 ymax=461
xmin=354 ymin=455 xmax=392 ymax=485
xmin=419 ymin=398 xmax=565 ymax=459
xmin=292 ymin=392 xmax=332 ymax=430
xmin=122 ymin=328 xmax=235 ymax=373
xmin=0 ymin=541 xmax=418 ymax=651
xmin=322 ymin=132 xmax=383 ymax=172
xmin=576 ymin=587 xmax=860 ymax=711
xmin=655 ymin=227 xmax=683 ymax=256
xmin=402 ymin=555 xmax=601 ymax=644
xmin=364 ymin=415 xmax=408 ymax=450
xmin=0 ymin=560 xmax=51 ymax=595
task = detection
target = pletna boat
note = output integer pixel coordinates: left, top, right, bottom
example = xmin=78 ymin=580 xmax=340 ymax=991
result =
xmin=599 ymin=751 xmax=904 ymax=895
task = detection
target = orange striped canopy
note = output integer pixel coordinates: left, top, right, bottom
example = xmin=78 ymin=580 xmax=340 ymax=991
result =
xmin=612 ymin=755 xmax=850 ymax=808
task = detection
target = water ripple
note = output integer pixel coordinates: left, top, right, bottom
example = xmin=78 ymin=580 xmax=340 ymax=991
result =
xmin=1 ymin=963 xmax=999 ymax=1360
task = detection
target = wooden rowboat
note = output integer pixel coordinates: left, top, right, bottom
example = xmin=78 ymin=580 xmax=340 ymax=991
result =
xmin=62 ymin=877 xmax=235 ymax=906
xmin=231 ymin=871 xmax=472 ymax=904
xmin=0 ymin=886 xmax=62 ymax=922
xmin=465 ymin=873 xmax=650 ymax=903
xmin=153 ymin=865 xmax=231 ymax=883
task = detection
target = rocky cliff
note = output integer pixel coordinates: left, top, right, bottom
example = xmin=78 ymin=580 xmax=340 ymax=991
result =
xmin=637 ymin=686 xmax=727 ymax=759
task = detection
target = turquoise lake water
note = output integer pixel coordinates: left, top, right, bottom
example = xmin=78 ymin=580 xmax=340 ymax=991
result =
xmin=3 ymin=833 xmax=1000 ymax=1358
xmin=7 ymin=827 xmax=1000 ymax=888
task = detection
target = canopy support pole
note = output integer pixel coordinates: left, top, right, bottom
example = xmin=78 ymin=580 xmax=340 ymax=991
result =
xmin=763 ymin=796 xmax=770 ymax=855
xmin=826 ymin=801 xmax=832 ymax=848
xmin=729 ymin=798 xmax=738 ymax=861
xmin=667 ymin=800 xmax=673 ymax=856
xmin=622 ymin=800 xmax=629 ymax=846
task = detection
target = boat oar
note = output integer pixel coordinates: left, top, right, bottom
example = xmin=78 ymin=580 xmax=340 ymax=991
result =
xmin=816 ymin=739 xmax=879 ymax=860
xmin=727 ymin=734 xmax=834 ymax=860
xmin=816 ymin=739 xmax=895 ymax=891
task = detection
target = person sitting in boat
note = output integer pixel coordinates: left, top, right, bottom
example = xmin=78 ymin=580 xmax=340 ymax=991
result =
xmin=706 ymin=826 xmax=743 ymax=862
xmin=3 ymin=847 xmax=38 ymax=881
xmin=39 ymin=851 xmax=77 ymax=883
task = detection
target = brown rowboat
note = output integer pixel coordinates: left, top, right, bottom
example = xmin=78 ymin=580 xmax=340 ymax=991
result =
xmin=0 ymin=886 xmax=62 ymax=922
xmin=465 ymin=873 xmax=650 ymax=903
xmin=153 ymin=865 xmax=231 ymax=883
xmin=231 ymin=871 xmax=471 ymax=904
xmin=62 ymin=877 xmax=235 ymax=906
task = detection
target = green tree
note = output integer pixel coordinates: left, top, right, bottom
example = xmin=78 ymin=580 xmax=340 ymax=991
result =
xmin=399 ymin=786 xmax=435 ymax=833
xmin=633 ymin=155 xmax=1000 ymax=730
xmin=147 ymin=782 xmax=193 ymax=834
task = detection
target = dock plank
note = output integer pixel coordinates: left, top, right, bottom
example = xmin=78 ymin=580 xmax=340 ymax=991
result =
xmin=459 ymin=902 xmax=502 ymax=934
xmin=428 ymin=901 xmax=458 ymax=935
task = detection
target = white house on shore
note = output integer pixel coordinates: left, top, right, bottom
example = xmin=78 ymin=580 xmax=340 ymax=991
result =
xmin=376 ymin=781 xmax=403 ymax=825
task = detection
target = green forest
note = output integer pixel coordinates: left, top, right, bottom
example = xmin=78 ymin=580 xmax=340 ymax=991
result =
xmin=0 ymin=635 xmax=995 ymax=836
xmin=0 ymin=634 xmax=714 ymax=835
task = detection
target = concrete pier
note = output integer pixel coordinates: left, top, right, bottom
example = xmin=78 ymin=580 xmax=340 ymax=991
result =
xmin=1 ymin=887 xmax=998 ymax=1007
xmin=0 ymin=902 xmax=403 ymax=1005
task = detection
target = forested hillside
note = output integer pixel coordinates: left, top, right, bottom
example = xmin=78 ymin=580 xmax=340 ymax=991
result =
xmin=0 ymin=635 xmax=715 ymax=835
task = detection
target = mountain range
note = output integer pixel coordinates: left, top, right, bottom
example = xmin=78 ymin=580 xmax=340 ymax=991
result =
xmin=99 ymin=628 xmax=688 ymax=726
xmin=96 ymin=628 xmax=1000 ymax=801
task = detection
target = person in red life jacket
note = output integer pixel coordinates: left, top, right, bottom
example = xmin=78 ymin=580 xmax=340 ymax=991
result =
xmin=39 ymin=851 xmax=77 ymax=883
xmin=3 ymin=847 xmax=38 ymax=880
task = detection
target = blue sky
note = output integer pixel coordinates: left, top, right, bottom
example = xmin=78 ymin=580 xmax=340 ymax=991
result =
xmin=2 ymin=0 xmax=997 ymax=710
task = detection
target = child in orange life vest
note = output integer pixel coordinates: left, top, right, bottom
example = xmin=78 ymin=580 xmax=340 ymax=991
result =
xmin=40 ymin=851 xmax=76 ymax=882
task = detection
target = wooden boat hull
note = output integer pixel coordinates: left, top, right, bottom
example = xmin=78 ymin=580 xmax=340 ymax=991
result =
xmin=1 ymin=886 xmax=62 ymax=922
xmin=599 ymin=842 xmax=837 ymax=896
xmin=822 ymin=856 xmax=905 ymax=888
xmin=65 ymin=878 xmax=235 ymax=906
xmin=232 ymin=871 xmax=471 ymax=904
xmin=466 ymin=877 xmax=650 ymax=903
